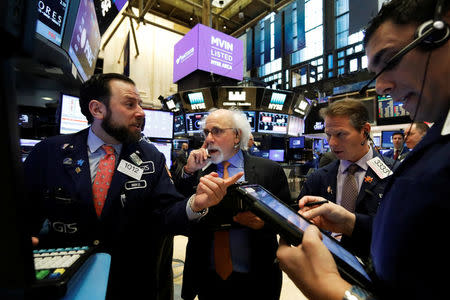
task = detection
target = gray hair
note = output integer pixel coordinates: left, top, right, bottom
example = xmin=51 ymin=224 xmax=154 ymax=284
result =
xmin=201 ymin=108 xmax=251 ymax=150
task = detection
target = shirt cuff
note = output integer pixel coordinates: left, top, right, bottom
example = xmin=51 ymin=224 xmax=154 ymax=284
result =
xmin=185 ymin=195 xmax=208 ymax=220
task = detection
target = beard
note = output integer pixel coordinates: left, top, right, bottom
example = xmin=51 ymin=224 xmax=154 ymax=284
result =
xmin=101 ymin=109 xmax=141 ymax=144
xmin=208 ymin=146 xmax=225 ymax=164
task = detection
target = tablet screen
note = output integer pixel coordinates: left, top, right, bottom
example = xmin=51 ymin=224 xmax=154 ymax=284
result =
xmin=241 ymin=185 xmax=371 ymax=282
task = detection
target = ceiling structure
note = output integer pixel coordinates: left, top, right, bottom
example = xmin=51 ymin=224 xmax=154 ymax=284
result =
xmin=125 ymin=0 xmax=296 ymax=37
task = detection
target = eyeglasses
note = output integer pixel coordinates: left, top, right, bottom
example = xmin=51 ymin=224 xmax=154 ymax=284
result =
xmin=202 ymin=127 xmax=235 ymax=138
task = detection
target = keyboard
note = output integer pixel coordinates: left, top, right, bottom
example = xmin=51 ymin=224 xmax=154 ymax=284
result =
xmin=30 ymin=246 xmax=94 ymax=299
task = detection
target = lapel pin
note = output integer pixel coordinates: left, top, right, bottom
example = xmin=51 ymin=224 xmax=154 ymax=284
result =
xmin=364 ymin=176 xmax=374 ymax=183
xmin=77 ymin=159 xmax=85 ymax=166
xmin=63 ymin=158 xmax=73 ymax=165
xmin=75 ymin=167 xmax=81 ymax=174
xmin=130 ymin=152 xmax=143 ymax=166
xmin=327 ymin=186 xmax=333 ymax=194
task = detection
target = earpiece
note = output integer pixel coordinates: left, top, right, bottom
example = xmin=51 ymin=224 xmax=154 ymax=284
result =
xmin=415 ymin=19 xmax=450 ymax=50
xmin=361 ymin=131 xmax=370 ymax=145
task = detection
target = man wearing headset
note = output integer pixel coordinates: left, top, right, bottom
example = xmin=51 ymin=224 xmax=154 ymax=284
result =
xmin=277 ymin=0 xmax=450 ymax=299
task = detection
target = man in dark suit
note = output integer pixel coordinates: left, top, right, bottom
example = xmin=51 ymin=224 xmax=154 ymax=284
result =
xmin=171 ymin=108 xmax=292 ymax=300
xmin=298 ymin=99 xmax=396 ymax=257
xmin=382 ymin=131 xmax=409 ymax=160
xmin=277 ymin=0 xmax=450 ymax=298
xmin=24 ymin=73 xmax=241 ymax=300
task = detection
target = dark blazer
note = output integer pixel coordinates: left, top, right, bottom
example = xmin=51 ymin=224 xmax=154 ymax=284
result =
xmin=369 ymin=116 xmax=450 ymax=299
xmin=172 ymin=151 xmax=292 ymax=300
xmin=24 ymin=128 xmax=189 ymax=300
xmin=382 ymin=147 xmax=409 ymax=159
xmin=298 ymin=149 xmax=396 ymax=257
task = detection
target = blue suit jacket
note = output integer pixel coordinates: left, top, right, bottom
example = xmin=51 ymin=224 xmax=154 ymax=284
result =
xmin=382 ymin=147 xmax=409 ymax=159
xmin=369 ymin=114 xmax=450 ymax=299
xmin=24 ymin=128 xmax=189 ymax=299
xmin=298 ymin=149 xmax=396 ymax=257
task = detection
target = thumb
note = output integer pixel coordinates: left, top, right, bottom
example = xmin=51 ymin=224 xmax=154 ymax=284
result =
xmin=224 ymin=171 xmax=244 ymax=187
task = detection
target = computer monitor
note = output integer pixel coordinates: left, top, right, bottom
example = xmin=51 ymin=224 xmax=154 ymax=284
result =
xmin=173 ymin=114 xmax=186 ymax=136
xmin=381 ymin=130 xmax=401 ymax=148
xmin=185 ymin=112 xmax=209 ymax=134
xmin=287 ymin=115 xmax=304 ymax=136
xmin=257 ymin=111 xmax=288 ymax=134
xmin=67 ymin=0 xmax=101 ymax=81
xmin=289 ymin=136 xmax=305 ymax=149
xmin=372 ymin=136 xmax=381 ymax=147
xmin=173 ymin=138 xmax=189 ymax=150
xmin=269 ymin=149 xmax=285 ymax=162
xmin=243 ymin=111 xmax=256 ymax=132
xmin=252 ymin=150 xmax=269 ymax=159
xmin=142 ymin=109 xmax=174 ymax=139
xmin=150 ymin=141 xmax=172 ymax=167
xmin=58 ymin=94 xmax=89 ymax=134
xmin=36 ymin=0 xmax=71 ymax=46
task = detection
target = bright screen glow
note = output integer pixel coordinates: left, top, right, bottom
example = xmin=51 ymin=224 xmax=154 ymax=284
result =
xmin=36 ymin=0 xmax=70 ymax=46
xmin=258 ymin=112 xmax=288 ymax=134
xmin=289 ymin=136 xmax=305 ymax=149
xmin=187 ymin=92 xmax=206 ymax=110
xmin=60 ymin=94 xmax=89 ymax=134
xmin=142 ymin=110 xmax=174 ymax=139
xmin=269 ymin=149 xmax=285 ymax=162
xmin=186 ymin=112 xmax=209 ymax=133
xmin=151 ymin=141 xmax=172 ymax=167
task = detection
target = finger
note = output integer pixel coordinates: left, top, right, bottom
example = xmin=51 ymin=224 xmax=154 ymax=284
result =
xmin=201 ymin=140 xmax=208 ymax=149
xmin=224 ymin=171 xmax=244 ymax=187
xmin=298 ymin=195 xmax=326 ymax=208
xmin=301 ymin=205 xmax=329 ymax=220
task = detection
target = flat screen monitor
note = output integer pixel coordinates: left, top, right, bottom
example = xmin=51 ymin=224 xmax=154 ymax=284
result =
xmin=185 ymin=112 xmax=209 ymax=134
xmin=151 ymin=141 xmax=172 ymax=167
xmin=173 ymin=138 xmax=189 ymax=150
xmin=68 ymin=0 xmax=101 ymax=81
xmin=187 ymin=92 xmax=206 ymax=110
xmin=269 ymin=149 xmax=285 ymax=162
xmin=20 ymin=139 xmax=41 ymax=162
xmin=372 ymin=136 xmax=381 ymax=147
xmin=59 ymin=94 xmax=89 ymax=134
xmin=257 ymin=112 xmax=288 ymax=134
xmin=377 ymin=95 xmax=409 ymax=119
xmin=243 ymin=111 xmax=256 ymax=132
xmin=289 ymin=136 xmax=305 ymax=149
xmin=381 ymin=130 xmax=401 ymax=148
xmin=142 ymin=109 xmax=173 ymax=139
xmin=252 ymin=150 xmax=269 ymax=159
xmin=174 ymin=114 xmax=186 ymax=135
xmin=268 ymin=92 xmax=287 ymax=111
xmin=36 ymin=0 xmax=70 ymax=46
xmin=287 ymin=115 xmax=304 ymax=136
xmin=18 ymin=113 xmax=34 ymax=128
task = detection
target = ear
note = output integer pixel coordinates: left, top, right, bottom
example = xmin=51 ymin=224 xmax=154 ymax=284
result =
xmin=89 ymin=100 xmax=106 ymax=121
xmin=363 ymin=123 xmax=371 ymax=137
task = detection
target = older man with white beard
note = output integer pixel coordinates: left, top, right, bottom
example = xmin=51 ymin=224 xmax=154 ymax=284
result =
xmin=171 ymin=108 xmax=292 ymax=300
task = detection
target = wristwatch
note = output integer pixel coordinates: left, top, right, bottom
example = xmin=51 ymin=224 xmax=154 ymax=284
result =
xmin=188 ymin=195 xmax=208 ymax=217
xmin=343 ymin=285 xmax=376 ymax=300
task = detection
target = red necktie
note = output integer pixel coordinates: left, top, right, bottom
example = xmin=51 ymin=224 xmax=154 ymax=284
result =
xmin=393 ymin=149 xmax=399 ymax=160
xmin=214 ymin=161 xmax=233 ymax=280
xmin=92 ymin=145 xmax=116 ymax=217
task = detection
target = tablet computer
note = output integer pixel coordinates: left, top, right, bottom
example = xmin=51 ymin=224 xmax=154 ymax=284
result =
xmin=235 ymin=183 xmax=374 ymax=290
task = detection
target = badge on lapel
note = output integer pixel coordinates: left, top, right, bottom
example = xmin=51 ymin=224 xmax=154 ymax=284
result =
xmin=364 ymin=176 xmax=374 ymax=183
xmin=327 ymin=185 xmax=333 ymax=195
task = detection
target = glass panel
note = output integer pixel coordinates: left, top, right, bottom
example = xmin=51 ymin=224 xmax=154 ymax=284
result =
xmin=336 ymin=13 xmax=349 ymax=34
xmin=336 ymin=31 xmax=348 ymax=48
xmin=328 ymin=54 xmax=333 ymax=69
xmin=361 ymin=55 xmax=368 ymax=69
xmin=349 ymin=58 xmax=358 ymax=72
xmin=335 ymin=0 xmax=349 ymax=16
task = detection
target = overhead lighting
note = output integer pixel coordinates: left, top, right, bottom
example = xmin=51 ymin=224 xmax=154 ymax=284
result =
xmin=42 ymin=97 xmax=54 ymax=101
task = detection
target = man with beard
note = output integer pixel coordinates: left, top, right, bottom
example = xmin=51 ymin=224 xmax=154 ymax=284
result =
xmin=171 ymin=108 xmax=292 ymax=300
xmin=24 ymin=73 xmax=242 ymax=300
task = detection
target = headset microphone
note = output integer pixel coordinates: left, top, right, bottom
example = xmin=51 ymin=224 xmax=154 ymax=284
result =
xmin=359 ymin=0 xmax=449 ymax=95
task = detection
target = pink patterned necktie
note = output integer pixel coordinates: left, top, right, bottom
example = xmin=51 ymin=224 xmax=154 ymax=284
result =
xmin=92 ymin=145 xmax=116 ymax=217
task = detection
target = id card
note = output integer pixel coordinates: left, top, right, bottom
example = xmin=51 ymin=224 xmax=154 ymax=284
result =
xmin=117 ymin=159 xmax=144 ymax=180
xmin=367 ymin=157 xmax=393 ymax=179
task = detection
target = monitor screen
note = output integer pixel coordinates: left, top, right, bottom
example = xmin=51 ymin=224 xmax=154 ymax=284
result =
xmin=269 ymin=149 xmax=285 ymax=162
xmin=289 ymin=136 xmax=305 ymax=149
xmin=243 ymin=111 xmax=256 ymax=132
xmin=187 ymin=92 xmax=206 ymax=110
xmin=18 ymin=113 xmax=34 ymax=128
xmin=59 ymin=94 xmax=89 ymax=134
xmin=381 ymin=130 xmax=401 ymax=148
xmin=372 ymin=136 xmax=381 ymax=147
xmin=268 ymin=92 xmax=287 ymax=111
xmin=151 ymin=141 xmax=172 ymax=167
xmin=257 ymin=112 xmax=288 ymax=134
xmin=36 ymin=0 xmax=70 ymax=46
xmin=185 ymin=112 xmax=209 ymax=134
xmin=142 ymin=109 xmax=174 ymax=139
xmin=173 ymin=114 xmax=186 ymax=135
xmin=377 ymin=95 xmax=409 ymax=119
xmin=252 ymin=150 xmax=269 ymax=159
xmin=287 ymin=115 xmax=304 ymax=136
xmin=68 ymin=0 xmax=101 ymax=81
xmin=20 ymin=139 xmax=41 ymax=162
xmin=173 ymin=138 xmax=189 ymax=150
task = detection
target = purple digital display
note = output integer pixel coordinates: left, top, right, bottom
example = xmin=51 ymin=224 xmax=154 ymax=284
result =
xmin=173 ymin=24 xmax=243 ymax=82
xmin=68 ymin=0 xmax=101 ymax=81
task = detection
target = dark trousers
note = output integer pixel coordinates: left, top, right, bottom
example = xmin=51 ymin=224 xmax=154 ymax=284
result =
xmin=197 ymin=270 xmax=280 ymax=300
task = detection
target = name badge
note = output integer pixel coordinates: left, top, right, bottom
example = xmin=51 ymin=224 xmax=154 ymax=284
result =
xmin=367 ymin=157 xmax=393 ymax=179
xmin=117 ymin=159 xmax=144 ymax=180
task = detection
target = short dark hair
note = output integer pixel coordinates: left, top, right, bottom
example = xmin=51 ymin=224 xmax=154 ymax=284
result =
xmin=319 ymin=99 xmax=369 ymax=131
xmin=392 ymin=131 xmax=404 ymax=139
xmin=79 ymin=73 xmax=135 ymax=124
xmin=363 ymin=0 xmax=450 ymax=48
